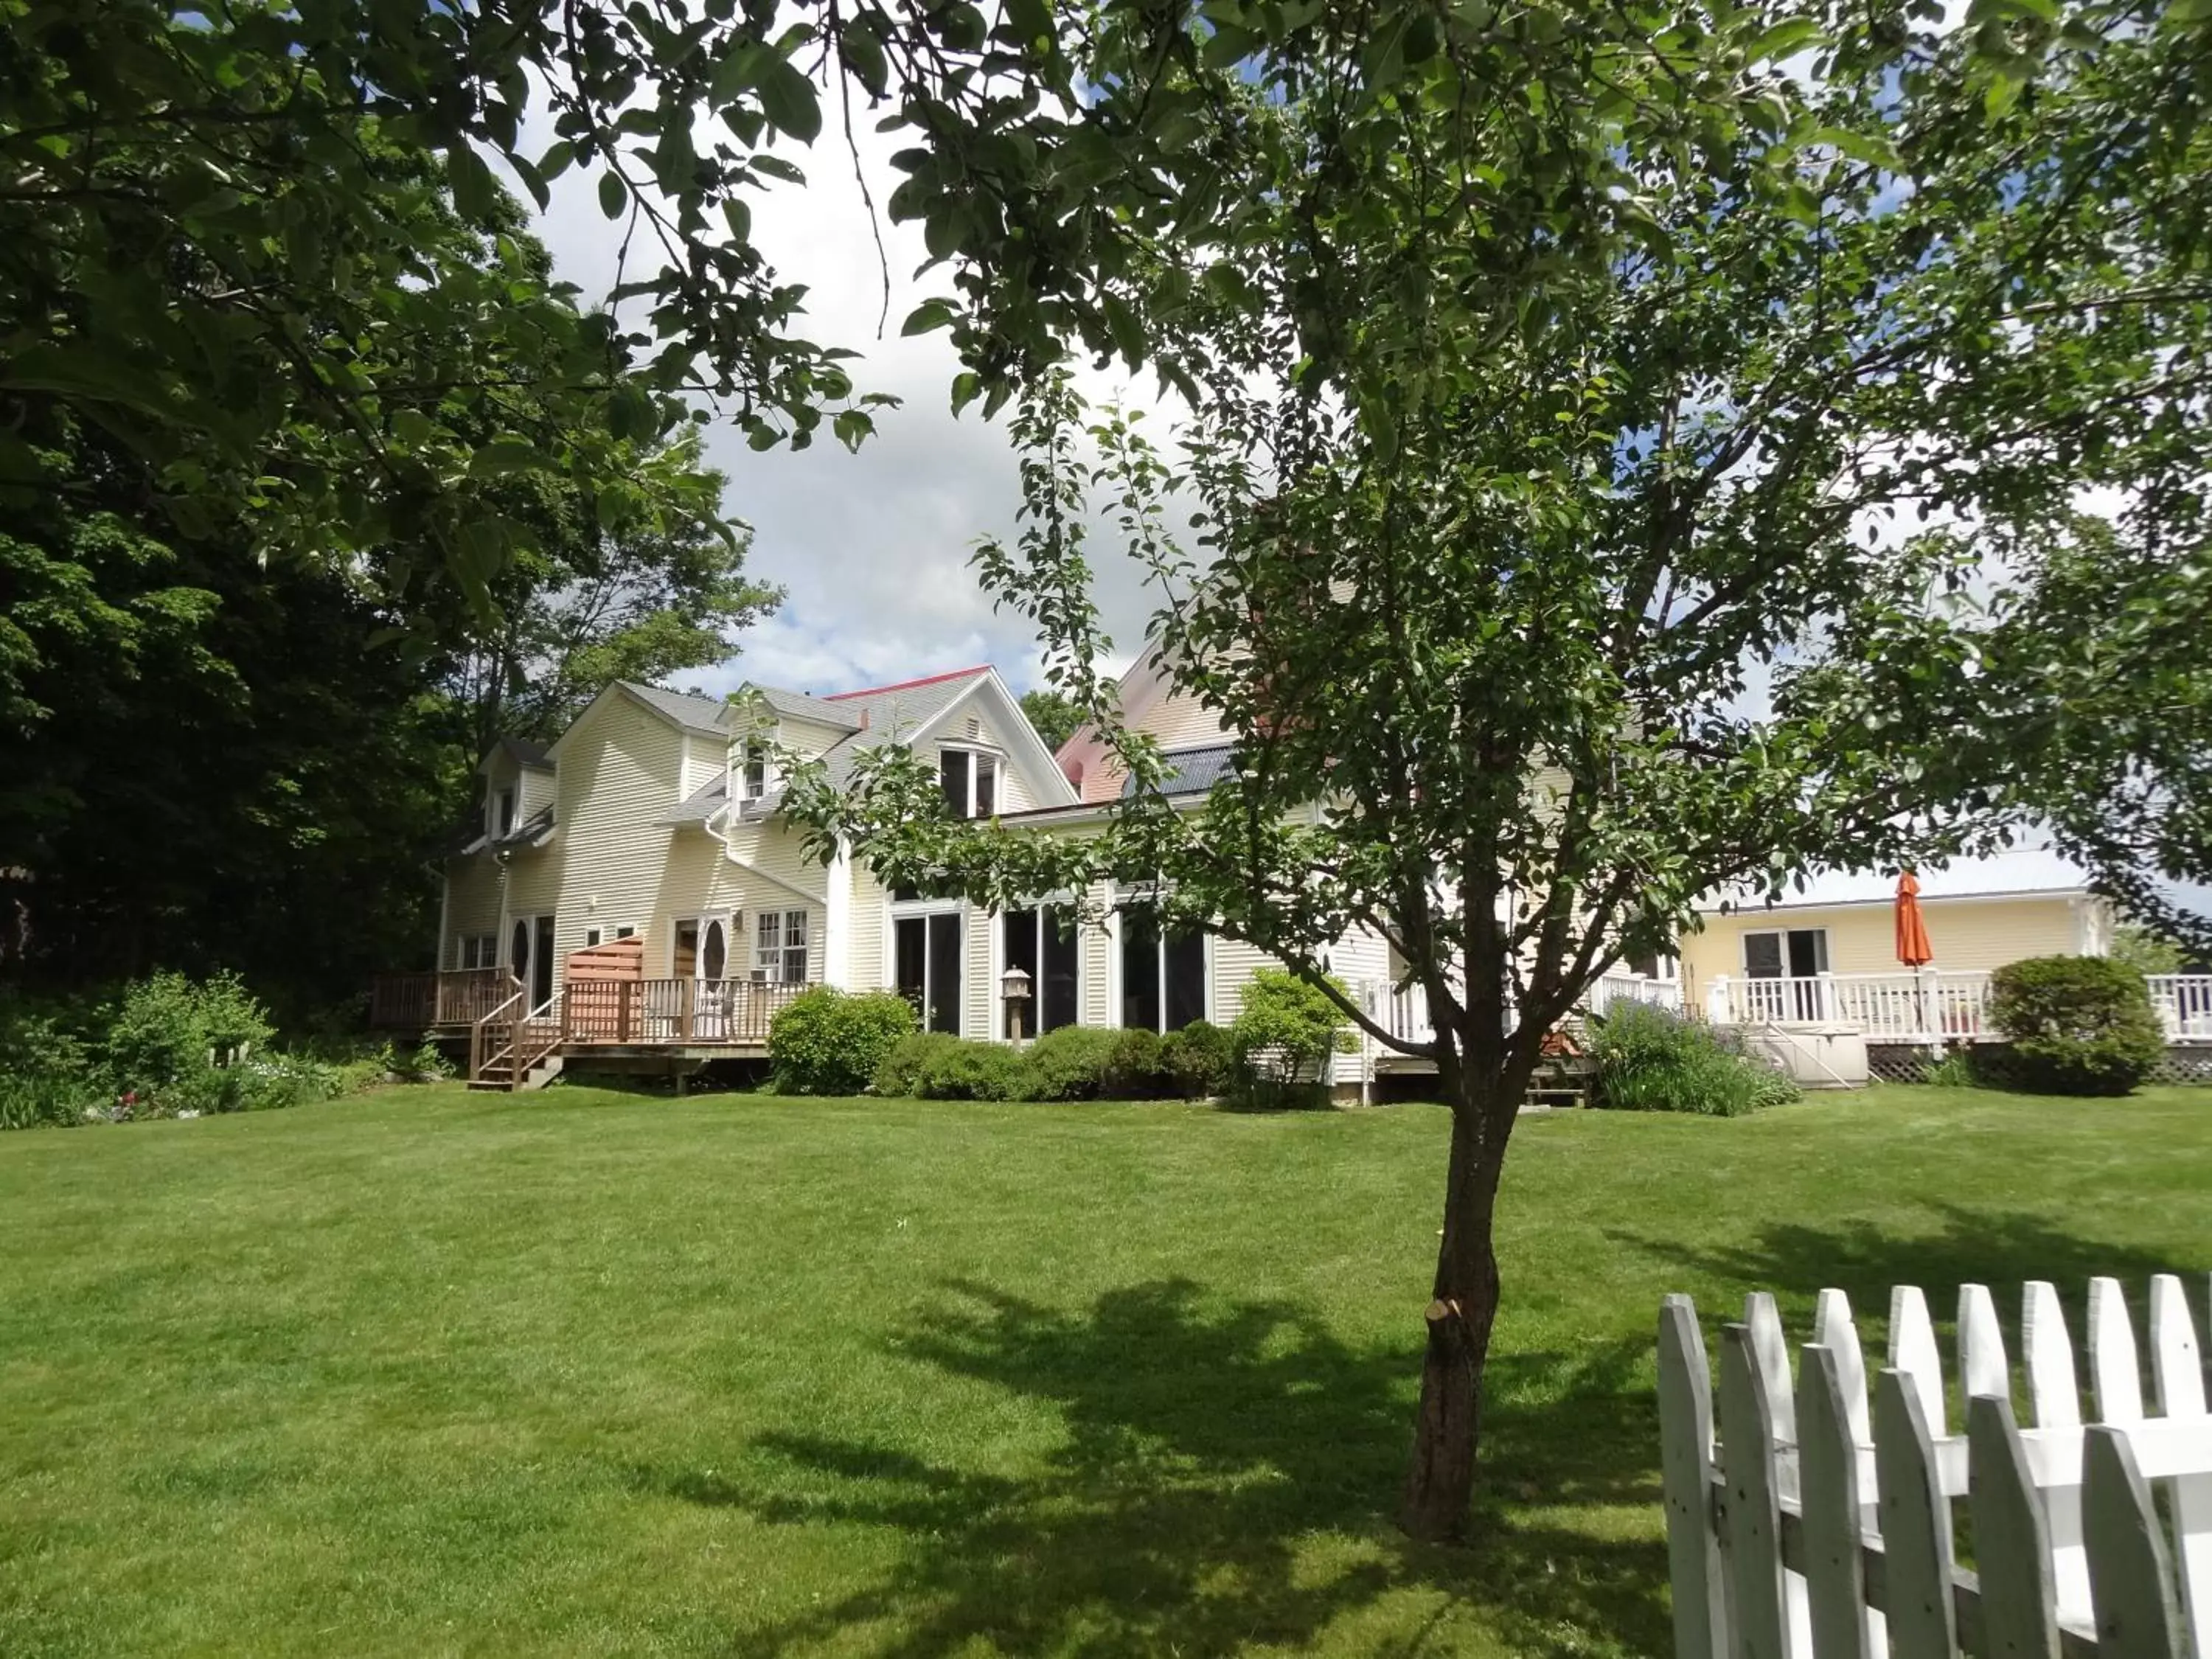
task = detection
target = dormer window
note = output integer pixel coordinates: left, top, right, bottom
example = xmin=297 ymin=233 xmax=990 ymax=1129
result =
xmin=939 ymin=748 xmax=998 ymax=819
xmin=741 ymin=738 xmax=769 ymax=801
xmin=496 ymin=787 xmax=516 ymax=835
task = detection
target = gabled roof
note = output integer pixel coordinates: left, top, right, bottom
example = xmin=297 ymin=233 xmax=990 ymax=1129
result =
xmin=745 ymin=686 xmax=863 ymax=731
xmin=661 ymin=775 xmax=728 ymax=827
xmin=487 ymin=736 xmax=554 ymax=771
xmin=821 ymin=665 xmax=993 ymax=741
xmin=619 ymin=681 xmax=736 ymax=737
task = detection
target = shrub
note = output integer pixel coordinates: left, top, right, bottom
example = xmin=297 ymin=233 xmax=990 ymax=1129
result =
xmin=1021 ymin=1026 xmax=1126 ymax=1100
xmin=1589 ymin=1003 xmax=1799 ymax=1116
xmin=0 ymin=1001 xmax=103 ymax=1129
xmin=771 ymin=987 xmax=920 ymax=1095
xmin=1102 ymin=1027 xmax=1174 ymax=1098
xmin=105 ymin=970 xmax=274 ymax=1115
xmin=913 ymin=1039 xmax=1031 ymax=1101
xmin=873 ymin=1031 xmax=965 ymax=1097
xmin=1229 ymin=970 xmax=1354 ymax=1108
xmin=1161 ymin=1019 xmax=1235 ymax=1099
xmin=403 ymin=1040 xmax=453 ymax=1083
xmin=1983 ymin=956 xmax=2166 ymax=1096
xmin=1922 ymin=1048 xmax=1977 ymax=1088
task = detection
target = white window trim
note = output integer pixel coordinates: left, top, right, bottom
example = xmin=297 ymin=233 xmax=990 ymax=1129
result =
xmin=937 ymin=744 xmax=1005 ymax=820
xmin=1109 ymin=897 xmax=1211 ymax=1033
xmin=493 ymin=785 xmax=517 ymax=836
xmin=889 ymin=906 xmax=966 ymax=1035
xmin=1742 ymin=926 xmax=1829 ymax=977
xmin=732 ymin=723 xmax=782 ymax=806
xmin=756 ymin=907 xmax=810 ymax=984
xmin=1003 ymin=900 xmax=1084 ymax=1037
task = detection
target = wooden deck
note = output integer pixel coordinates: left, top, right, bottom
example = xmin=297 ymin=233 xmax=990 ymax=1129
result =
xmin=372 ymin=966 xmax=812 ymax=1089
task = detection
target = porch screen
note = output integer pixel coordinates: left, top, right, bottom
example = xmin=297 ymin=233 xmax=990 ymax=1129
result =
xmin=1120 ymin=909 xmax=1206 ymax=1032
xmin=1004 ymin=906 xmax=1079 ymax=1035
xmin=895 ymin=913 xmax=962 ymax=1034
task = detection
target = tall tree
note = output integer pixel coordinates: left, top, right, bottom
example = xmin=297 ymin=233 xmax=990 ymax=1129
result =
xmin=787 ymin=0 xmax=2212 ymax=1540
xmin=443 ymin=436 xmax=780 ymax=754
xmin=1018 ymin=689 xmax=1083 ymax=754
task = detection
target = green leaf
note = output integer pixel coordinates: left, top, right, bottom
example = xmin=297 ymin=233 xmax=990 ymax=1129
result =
xmin=755 ymin=56 xmax=822 ymax=143
xmin=832 ymin=408 xmax=874 ymax=451
xmin=468 ymin=437 xmax=540 ymax=476
xmin=0 ymin=344 xmax=171 ymax=418
xmin=446 ymin=142 xmax=498 ymax=220
xmin=598 ymin=170 xmax=628 ymax=220
xmin=901 ymin=298 xmax=956 ymax=336
xmin=722 ymin=197 xmax=752 ymax=245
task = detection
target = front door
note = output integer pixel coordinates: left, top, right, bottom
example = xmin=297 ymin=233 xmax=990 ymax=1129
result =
xmin=532 ymin=915 xmax=556 ymax=1008
xmin=509 ymin=918 xmax=532 ymax=997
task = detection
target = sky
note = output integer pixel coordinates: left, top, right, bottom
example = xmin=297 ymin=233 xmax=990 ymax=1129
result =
xmin=522 ymin=112 xmax=1164 ymax=703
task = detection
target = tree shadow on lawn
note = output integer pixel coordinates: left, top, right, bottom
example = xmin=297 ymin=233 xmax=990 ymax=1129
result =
xmin=1616 ymin=1200 xmax=2202 ymax=1344
xmin=656 ymin=1278 xmax=1673 ymax=1658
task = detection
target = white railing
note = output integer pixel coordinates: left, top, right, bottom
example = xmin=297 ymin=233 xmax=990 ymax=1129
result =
xmin=2149 ymin=975 xmax=2212 ymax=1042
xmin=1361 ymin=973 xmax=1677 ymax=1052
xmin=1586 ymin=973 xmax=1684 ymax=1017
xmin=1705 ymin=970 xmax=1994 ymax=1041
xmin=1660 ymin=1276 xmax=2212 ymax=1658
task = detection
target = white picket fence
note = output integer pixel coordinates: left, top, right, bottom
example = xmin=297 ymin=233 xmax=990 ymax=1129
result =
xmin=1659 ymin=1277 xmax=2212 ymax=1657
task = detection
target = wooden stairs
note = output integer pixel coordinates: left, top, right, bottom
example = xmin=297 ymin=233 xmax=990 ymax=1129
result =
xmin=467 ymin=1049 xmax=564 ymax=1093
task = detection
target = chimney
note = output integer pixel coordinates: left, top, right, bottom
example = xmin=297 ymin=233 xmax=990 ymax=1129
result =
xmin=857 ymin=706 xmax=869 ymax=730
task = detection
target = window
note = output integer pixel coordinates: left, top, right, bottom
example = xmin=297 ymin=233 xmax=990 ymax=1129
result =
xmin=1744 ymin=927 xmax=1828 ymax=1021
xmin=585 ymin=928 xmax=602 ymax=948
xmin=496 ymin=787 xmax=516 ymax=834
xmin=757 ymin=908 xmax=808 ymax=983
xmin=741 ymin=738 xmax=769 ymax=801
xmin=938 ymin=748 xmax=998 ymax=819
xmin=616 ymin=925 xmax=635 ymax=939
xmin=895 ymin=912 xmax=962 ymax=1034
xmin=1744 ymin=928 xmax=1828 ymax=978
xmin=458 ymin=934 xmax=497 ymax=970
xmin=1119 ymin=908 xmax=1206 ymax=1032
xmin=1004 ymin=905 xmax=1079 ymax=1037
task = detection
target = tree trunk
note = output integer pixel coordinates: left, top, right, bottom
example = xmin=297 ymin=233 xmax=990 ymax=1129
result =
xmin=1398 ymin=1078 xmax=1512 ymax=1543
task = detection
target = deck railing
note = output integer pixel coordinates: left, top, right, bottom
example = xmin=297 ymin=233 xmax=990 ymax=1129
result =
xmin=2149 ymin=974 xmax=2212 ymax=1040
xmin=560 ymin=977 xmax=806 ymax=1045
xmin=1363 ymin=973 xmax=1678 ymax=1050
xmin=1704 ymin=970 xmax=1994 ymax=1040
xmin=369 ymin=969 xmax=523 ymax=1029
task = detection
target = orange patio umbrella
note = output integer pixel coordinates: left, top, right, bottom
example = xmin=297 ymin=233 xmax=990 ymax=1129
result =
xmin=1895 ymin=869 xmax=1934 ymax=968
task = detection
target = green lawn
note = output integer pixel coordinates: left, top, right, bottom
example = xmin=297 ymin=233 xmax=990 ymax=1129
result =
xmin=0 ymin=1084 xmax=2205 ymax=1657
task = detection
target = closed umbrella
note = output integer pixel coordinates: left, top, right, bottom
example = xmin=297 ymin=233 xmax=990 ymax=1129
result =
xmin=1896 ymin=870 xmax=1935 ymax=1036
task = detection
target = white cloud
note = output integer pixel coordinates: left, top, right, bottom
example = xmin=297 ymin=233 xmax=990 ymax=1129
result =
xmin=521 ymin=103 xmax=1170 ymax=700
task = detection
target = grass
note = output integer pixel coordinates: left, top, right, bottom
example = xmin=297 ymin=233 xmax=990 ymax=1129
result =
xmin=0 ymin=1083 xmax=2206 ymax=1657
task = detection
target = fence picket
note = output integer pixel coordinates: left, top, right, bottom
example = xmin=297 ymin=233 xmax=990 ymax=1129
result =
xmin=1960 ymin=1283 xmax=2008 ymax=1403
xmin=1666 ymin=1280 xmax=2212 ymax=1659
xmin=1798 ymin=1343 xmax=1872 ymax=1659
xmin=1747 ymin=1293 xmax=1800 ymax=1450
xmin=1966 ymin=1392 xmax=2063 ymax=1659
xmin=1889 ymin=1285 xmax=1945 ymax=1439
xmin=1874 ymin=1368 xmax=1959 ymax=1659
xmin=2081 ymin=1425 xmax=2187 ymax=1659
xmin=2087 ymin=1278 xmax=2146 ymax=1426
xmin=2023 ymin=1281 xmax=2093 ymax=1621
xmin=1660 ymin=1296 xmax=1730 ymax=1659
xmin=1815 ymin=1290 xmax=1871 ymax=1447
xmin=1720 ymin=1322 xmax=1793 ymax=1659
xmin=2148 ymin=1275 xmax=2211 ymax=1658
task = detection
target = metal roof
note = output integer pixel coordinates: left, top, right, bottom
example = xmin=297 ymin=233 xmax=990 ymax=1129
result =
xmin=1124 ymin=744 xmax=1238 ymax=799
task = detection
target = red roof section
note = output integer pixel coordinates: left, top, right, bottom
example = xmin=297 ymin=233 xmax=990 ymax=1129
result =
xmin=822 ymin=664 xmax=992 ymax=700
